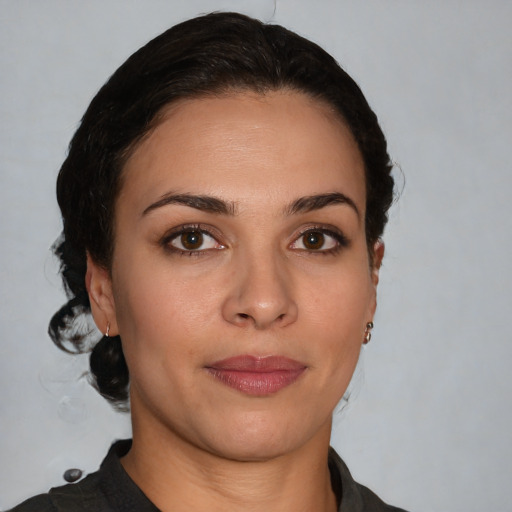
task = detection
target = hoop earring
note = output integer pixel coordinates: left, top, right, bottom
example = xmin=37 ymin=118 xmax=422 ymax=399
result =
xmin=105 ymin=323 xmax=110 ymax=338
xmin=363 ymin=321 xmax=374 ymax=344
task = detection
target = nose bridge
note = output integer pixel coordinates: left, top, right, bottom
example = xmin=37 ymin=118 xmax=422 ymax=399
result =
xmin=222 ymin=240 xmax=298 ymax=329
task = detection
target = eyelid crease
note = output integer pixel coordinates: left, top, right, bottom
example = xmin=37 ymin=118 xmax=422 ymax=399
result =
xmin=161 ymin=224 xmax=225 ymax=256
xmin=290 ymin=225 xmax=350 ymax=252
xmin=160 ymin=223 xmax=222 ymax=244
xmin=158 ymin=222 xmax=349 ymax=258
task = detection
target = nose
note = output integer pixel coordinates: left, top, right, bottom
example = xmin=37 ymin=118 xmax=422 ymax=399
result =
xmin=221 ymin=252 xmax=298 ymax=330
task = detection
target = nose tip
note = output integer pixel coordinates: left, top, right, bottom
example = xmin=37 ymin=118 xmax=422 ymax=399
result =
xmin=222 ymin=271 xmax=298 ymax=330
xmin=229 ymin=305 xmax=296 ymax=330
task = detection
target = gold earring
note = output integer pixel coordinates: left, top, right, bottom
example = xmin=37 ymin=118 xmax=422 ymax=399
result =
xmin=363 ymin=321 xmax=374 ymax=344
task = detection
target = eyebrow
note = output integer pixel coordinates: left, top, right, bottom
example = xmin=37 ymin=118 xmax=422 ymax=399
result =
xmin=142 ymin=193 xmax=237 ymax=216
xmin=284 ymin=192 xmax=360 ymax=218
xmin=142 ymin=191 xmax=359 ymax=218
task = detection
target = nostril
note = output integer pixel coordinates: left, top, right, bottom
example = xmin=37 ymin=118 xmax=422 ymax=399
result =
xmin=238 ymin=313 xmax=250 ymax=319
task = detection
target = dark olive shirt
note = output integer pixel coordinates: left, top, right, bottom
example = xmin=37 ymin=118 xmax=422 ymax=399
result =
xmin=9 ymin=440 xmax=409 ymax=512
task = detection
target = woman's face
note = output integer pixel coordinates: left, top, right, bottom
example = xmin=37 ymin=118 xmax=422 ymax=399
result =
xmin=89 ymin=90 xmax=382 ymax=461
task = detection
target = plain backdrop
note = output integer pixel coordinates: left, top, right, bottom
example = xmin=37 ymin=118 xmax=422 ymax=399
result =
xmin=1 ymin=1 xmax=511 ymax=510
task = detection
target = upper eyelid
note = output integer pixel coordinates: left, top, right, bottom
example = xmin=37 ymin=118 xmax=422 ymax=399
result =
xmin=290 ymin=225 xmax=349 ymax=248
xmin=159 ymin=222 xmax=348 ymax=247
xmin=162 ymin=223 xmax=221 ymax=240
xmin=162 ymin=224 xmax=224 ymax=254
xmin=292 ymin=224 xmax=348 ymax=239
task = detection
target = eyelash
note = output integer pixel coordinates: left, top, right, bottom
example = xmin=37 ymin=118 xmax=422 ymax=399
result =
xmin=160 ymin=224 xmax=349 ymax=257
xmin=291 ymin=226 xmax=349 ymax=255
xmin=161 ymin=224 xmax=223 ymax=257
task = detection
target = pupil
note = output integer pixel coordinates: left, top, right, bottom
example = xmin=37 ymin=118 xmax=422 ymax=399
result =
xmin=181 ymin=231 xmax=203 ymax=250
xmin=304 ymin=232 xmax=324 ymax=250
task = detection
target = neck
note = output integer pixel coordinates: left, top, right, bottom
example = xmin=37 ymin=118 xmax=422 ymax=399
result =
xmin=122 ymin=409 xmax=337 ymax=512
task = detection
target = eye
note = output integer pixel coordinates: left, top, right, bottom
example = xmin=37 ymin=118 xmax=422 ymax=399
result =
xmin=290 ymin=228 xmax=347 ymax=253
xmin=166 ymin=228 xmax=224 ymax=253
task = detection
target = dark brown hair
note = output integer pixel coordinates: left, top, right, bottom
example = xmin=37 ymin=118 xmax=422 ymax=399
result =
xmin=49 ymin=12 xmax=394 ymax=409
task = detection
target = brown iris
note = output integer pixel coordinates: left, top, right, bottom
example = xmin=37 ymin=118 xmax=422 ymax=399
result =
xmin=181 ymin=231 xmax=203 ymax=250
xmin=303 ymin=231 xmax=325 ymax=250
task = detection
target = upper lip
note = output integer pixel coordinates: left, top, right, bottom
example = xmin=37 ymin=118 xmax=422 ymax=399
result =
xmin=206 ymin=355 xmax=306 ymax=372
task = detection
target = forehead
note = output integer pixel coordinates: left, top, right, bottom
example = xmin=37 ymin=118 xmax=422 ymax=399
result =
xmin=119 ymin=90 xmax=366 ymax=214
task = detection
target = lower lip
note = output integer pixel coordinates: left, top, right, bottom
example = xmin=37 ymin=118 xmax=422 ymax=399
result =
xmin=206 ymin=368 xmax=306 ymax=396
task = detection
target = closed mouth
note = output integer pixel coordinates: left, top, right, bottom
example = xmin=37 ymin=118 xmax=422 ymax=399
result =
xmin=205 ymin=355 xmax=307 ymax=395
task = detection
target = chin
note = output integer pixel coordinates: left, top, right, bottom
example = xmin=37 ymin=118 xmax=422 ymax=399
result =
xmin=199 ymin=410 xmax=326 ymax=463
xmin=208 ymin=436 xmax=294 ymax=463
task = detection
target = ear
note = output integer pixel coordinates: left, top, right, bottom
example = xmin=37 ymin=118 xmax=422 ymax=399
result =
xmin=368 ymin=240 xmax=385 ymax=318
xmin=85 ymin=253 xmax=119 ymax=337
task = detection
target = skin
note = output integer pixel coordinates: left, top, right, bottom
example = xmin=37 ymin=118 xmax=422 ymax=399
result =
xmin=87 ymin=90 xmax=384 ymax=512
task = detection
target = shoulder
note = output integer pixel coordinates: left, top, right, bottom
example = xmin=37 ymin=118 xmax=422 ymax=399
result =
xmin=328 ymin=447 xmax=410 ymax=512
xmin=7 ymin=440 xmax=155 ymax=512
xmin=356 ymin=482 xmax=410 ymax=512
xmin=7 ymin=470 xmax=107 ymax=512
xmin=7 ymin=493 xmax=55 ymax=512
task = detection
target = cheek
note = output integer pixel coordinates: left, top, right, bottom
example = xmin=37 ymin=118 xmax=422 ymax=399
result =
xmin=111 ymin=269 xmax=212 ymax=417
xmin=303 ymin=264 xmax=373 ymax=329
xmin=300 ymin=264 xmax=373 ymax=376
xmin=111 ymin=259 xmax=215 ymax=359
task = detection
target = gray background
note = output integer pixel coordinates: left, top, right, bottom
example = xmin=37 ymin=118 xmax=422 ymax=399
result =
xmin=1 ymin=1 xmax=511 ymax=510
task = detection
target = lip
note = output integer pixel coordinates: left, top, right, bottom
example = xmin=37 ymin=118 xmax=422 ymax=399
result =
xmin=205 ymin=355 xmax=307 ymax=396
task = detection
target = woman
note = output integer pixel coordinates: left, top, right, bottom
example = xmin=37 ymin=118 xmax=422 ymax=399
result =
xmin=11 ymin=11 xmax=406 ymax=512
